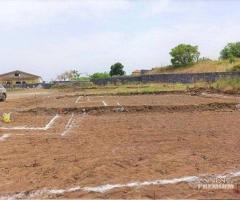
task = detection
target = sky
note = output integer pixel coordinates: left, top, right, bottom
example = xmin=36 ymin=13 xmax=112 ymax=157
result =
xmin=0 ymin=0 xmax=239 ymax=80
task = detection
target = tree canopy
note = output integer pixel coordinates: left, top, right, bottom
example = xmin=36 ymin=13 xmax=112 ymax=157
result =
xmin=170 ymin=44 xmax=200 ymax=67
xmin=220 ymin=42 xmax=240 ymax=59
xmin=109 ymin=62 xmax=125 ymax=76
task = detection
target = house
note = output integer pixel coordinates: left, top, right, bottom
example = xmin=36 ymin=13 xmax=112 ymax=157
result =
xmin=132 ymin=70 xmax=141 ymax=76
xmin=0 ymin=70 xmax=42 ymax=86
xmin=132 ymin=69 xmax=150 ymax=76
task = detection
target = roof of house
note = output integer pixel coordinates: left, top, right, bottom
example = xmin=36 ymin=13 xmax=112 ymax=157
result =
xmin=0 ymin=70 xmax=41 ymax=78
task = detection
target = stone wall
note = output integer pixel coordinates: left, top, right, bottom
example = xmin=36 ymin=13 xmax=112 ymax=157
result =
xmin=92 ymin=72 xmax=240 ymax=85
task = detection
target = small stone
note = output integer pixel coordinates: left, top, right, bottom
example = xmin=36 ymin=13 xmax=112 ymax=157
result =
xmin=236 ymin=104 xmax=240 ymax=110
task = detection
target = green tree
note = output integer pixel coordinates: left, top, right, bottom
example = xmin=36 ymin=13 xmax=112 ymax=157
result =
xmin=170 ymin=44 xmax=200 ymax=67
xmin=90 ymin=72 xmax=110 ymax=80
xmin=220 ymin=42 xmax=240 ymax=59
xmin=228 ymin=54 xmax=236 ymax=64
xmin=109 ymin=62 xmax=125 ymax=76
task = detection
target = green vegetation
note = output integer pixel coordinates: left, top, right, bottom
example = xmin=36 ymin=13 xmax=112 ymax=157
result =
xmin=170 ymin=44 xmax=200 ymax=67
xmin=211 ymin=78 xmax=240 ymax=92
xmin=90 ymin=62 xmax=126 ymax=80
xmin=75 ymin=76 xmax=90 ymax=81
xmin=54 ymin=41 xmax=240 ymax=84
xmin=56 ymin=62 xmax=126 ymax=81
xmin=76 ymin=79 xmax=240 ymax=95
xmin=90 ymin=72 xmax=110 ymax=80
xmin=150 ymin=59 xmax=240 ymax=74
xmin=110 ymin=62 xmax=125 ymax=76
xmin=53 ymin=82 xmax=209 ymax=95
xmin=220 ymin=42 xmax=240 ymax=60
xmin=147 ymin=42 xmax=240 ymax=75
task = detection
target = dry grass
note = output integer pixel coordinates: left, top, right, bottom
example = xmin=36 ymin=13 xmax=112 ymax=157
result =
xmin=54 ymin=82 xmax=210 ymax=95
xmin=150 ymin=59 xmax=240 ymax=74
xmin=211 ymin=78 xmax=240 ymax=92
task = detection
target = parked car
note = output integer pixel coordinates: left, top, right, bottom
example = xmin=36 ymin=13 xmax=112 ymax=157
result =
xmin=0 ymin=84 xmax=7 ymax=102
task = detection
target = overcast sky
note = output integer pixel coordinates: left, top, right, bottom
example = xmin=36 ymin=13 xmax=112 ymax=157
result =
xmin=0 ymin=0 xmax=239 ymax=80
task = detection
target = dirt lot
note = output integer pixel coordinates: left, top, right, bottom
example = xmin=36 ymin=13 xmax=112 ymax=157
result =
xmin=0 ymin=90 xmax=239 ymax=199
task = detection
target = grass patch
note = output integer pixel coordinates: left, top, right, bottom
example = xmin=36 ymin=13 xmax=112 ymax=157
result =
xmin=211 ymin=78 xmax=240 ymax=92
xmin=55 ymin=82 xmax=209 ymax=95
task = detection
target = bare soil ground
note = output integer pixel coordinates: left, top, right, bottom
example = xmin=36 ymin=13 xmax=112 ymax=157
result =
xmin=0 ymin=89 xmax=239 ymax=199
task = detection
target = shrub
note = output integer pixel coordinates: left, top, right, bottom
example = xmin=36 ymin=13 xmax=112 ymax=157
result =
xmin=90 ymin=72 xmax=110 ymax=80
xmin=212 ymin=78 xmax=240 ymax=91
xmin=220 ymin=42 xmax=240 ymax=59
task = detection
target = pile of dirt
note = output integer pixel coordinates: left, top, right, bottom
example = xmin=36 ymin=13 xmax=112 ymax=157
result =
xmin=21 ymin=102 xmax=238 ymax=115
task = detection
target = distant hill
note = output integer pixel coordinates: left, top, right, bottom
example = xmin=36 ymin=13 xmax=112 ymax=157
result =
xmin=148 ymin=59 xmax=240 ymax=74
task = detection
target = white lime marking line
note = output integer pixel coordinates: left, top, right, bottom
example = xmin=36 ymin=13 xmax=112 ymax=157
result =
xmin=61 ymin=114 xmax=75 ymax=136
xmin=0 ymin=134 xmax=10 ymax=142
xmin=102 ymin=101 xmax=107 ymax=106
xmin=76 ymin=96 xmax=109 ymax=107
xmin=78 ymin=101 xmax=103 ymax=104
xmin=76 ymin=96 xmax=97 ymax=104
xmin=75 ymin=96 xmax=82 ymax=104
xmin=3 ymin=169 xmax=240 ymax=199
xmin=0 ymin=115 xmax=60 ymax=131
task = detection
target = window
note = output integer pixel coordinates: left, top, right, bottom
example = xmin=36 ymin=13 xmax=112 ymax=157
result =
xmin=15 ymin=72 xmax=20 ymax=77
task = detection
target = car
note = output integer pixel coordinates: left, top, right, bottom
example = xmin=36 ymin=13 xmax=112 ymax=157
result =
xmin=0 ymin=84 xmax=7 ymax=102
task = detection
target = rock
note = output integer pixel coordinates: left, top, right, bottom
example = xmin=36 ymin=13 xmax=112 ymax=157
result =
xmin=236 ymin=104 xmax=240 ymax=110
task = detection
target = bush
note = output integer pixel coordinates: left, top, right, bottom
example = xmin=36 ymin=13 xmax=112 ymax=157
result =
xmin=212 ymin=78 xmax=240 ymax=91
xmin=90 ymin=72 xmax=110 ymax=80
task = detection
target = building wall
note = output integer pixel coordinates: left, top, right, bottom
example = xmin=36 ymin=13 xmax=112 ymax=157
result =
xmin=0 ymin=78 xmax=42 ymax=86
xmin=132 ymin=71 xmax=141 ymax=76
xmin=0 ymin=70 xmax=42 ymax=86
